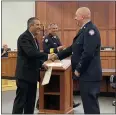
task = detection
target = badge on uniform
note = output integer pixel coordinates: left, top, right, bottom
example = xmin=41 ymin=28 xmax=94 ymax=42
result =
xmin=45 ymin=39 xmax=48 ymax=43
xmin=89 ymin=29 xmax=95 ymax=36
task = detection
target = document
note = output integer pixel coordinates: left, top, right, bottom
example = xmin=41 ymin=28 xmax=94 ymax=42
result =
xmin=42 ymin=66 xmax=52 ymax=85
xmin=47 ymin=62 xmax=63 ymax=67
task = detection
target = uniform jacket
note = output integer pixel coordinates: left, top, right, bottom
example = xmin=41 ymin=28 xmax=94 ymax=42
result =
xmin=43 ymin=33 xmax=62 ymax=53
xmin=57 ymin=21 xmax=102 ymax=81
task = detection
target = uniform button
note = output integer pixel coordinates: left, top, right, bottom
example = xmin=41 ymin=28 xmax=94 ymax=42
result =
xmin=72 ymin=52 xmax=73 ymax=54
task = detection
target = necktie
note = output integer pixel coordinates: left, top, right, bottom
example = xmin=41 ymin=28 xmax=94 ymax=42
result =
xmin=34 ymin=38 xmax=38 ymax=49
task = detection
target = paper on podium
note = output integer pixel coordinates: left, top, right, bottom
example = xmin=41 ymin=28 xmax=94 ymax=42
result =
xmin=47 ymin=62 xmax=63 ymax=67
xmin=42 ymin=66 xmax=52 ymax=85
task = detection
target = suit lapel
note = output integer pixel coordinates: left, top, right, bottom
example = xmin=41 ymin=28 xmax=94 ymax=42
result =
xmin=26 ymin=30 xmax=39 ymax=50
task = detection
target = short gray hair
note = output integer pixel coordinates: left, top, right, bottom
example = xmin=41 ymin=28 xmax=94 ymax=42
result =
xmin=27 ymin=17 xmax=39 ymax=28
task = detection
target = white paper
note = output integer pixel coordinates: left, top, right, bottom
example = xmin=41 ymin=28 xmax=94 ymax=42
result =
xmin=42 ymin=66 xmax=52 ymax=85
xmin=47 ymin=62 xmax=63 ymax=67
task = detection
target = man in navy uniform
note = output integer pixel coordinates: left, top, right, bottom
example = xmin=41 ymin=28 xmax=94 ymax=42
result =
xmin=12 ymin=17 xmax=54 ymax=114
xmin=43 ymin=23 xmax=64 ymax=54
xmin=36 ymin=23 xmax=81 ymax=109
xmin=50 ymin=7 xmax=102 ymax=114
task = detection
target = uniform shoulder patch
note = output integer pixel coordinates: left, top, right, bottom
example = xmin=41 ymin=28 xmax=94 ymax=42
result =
xmin=45 ymin=39 xmax=48 ymax=43
xmin=88 ymin=29 xmax=95 ymax=36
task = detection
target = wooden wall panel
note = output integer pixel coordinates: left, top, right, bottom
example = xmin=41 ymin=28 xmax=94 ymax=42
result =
xmin=46 ymin=2 xmax=62 ymax=28
xmin=101 ymin=59 xmax=109 ymax=69
xmin=110 ymin=58 xmax=116 ymax=69
xmin=108 ymin=30 xmax=116 ymax=47
xmin=62 ymin=2 xmax=77 ymax=29
xmin=100 ymin=30 xmax=107 ymax=46
xmin=1 ymin=58 xmax=9 ymax=76
xmin=35 ymin=1 xmax=116 ymax=49
xmin=63 ymin=31 xmax=76 ymax=47
xmin=35 ymin=2 xmax=47 ymax=25
xmin=109 ymin=2 xmax=116 ymax=29
xmin=92 ymin=2 xmax=109 ymax=29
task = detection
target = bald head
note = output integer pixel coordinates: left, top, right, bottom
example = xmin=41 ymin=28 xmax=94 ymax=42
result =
xmin=75 ymin=7 xmax=91 ymax=27
xmin=76 ymin=7 xmax=91 ymax=19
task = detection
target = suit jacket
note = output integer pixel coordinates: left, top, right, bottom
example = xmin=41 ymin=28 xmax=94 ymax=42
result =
xmin=57 ymin=21 xmax=102 ymax=81
xmin=43 ymin=33 xmax=62 ymax=53
xmin=15 ymin=30 xmax=48 ymax=83
xmin=1 ymin=48 xmax=11 ymax=57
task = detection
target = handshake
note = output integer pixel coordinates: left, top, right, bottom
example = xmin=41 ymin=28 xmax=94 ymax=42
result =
xmin=42 ymin=53 xmax=59 ymax=70
xmin=48 ymin=53 xmax=58 ymax=61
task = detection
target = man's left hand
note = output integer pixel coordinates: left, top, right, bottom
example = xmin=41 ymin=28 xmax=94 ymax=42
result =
xmin=42 ymin=62 xmax=48 ymax=70
xmin=74 ymin=70 xmax=80 ymax=77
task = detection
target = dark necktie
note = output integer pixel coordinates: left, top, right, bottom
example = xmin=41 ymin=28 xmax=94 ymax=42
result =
xmin=34 ymin=38 xmax=39 ymax=49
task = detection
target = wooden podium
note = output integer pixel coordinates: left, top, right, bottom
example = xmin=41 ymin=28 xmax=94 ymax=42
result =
xmin=39 ymin=59 xmax=73 ymax=114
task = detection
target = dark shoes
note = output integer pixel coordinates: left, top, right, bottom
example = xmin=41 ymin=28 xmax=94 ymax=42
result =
xmin=73 ymin=102 xmax=81 ymax=108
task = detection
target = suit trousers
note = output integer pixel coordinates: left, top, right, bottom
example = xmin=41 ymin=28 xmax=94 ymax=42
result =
xmin=12 ymin=79 xmax=37 ymax=114
xmin=79 ymin=80 xmax=100 ymax=114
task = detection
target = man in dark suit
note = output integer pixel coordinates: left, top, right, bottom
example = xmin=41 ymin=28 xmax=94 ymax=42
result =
xmin=43 ymin=23 xmax=64 ymax=54
xmin=1 ymin=44 xmax=11 ymax=57
xmin=50 ymin=7 xmax=102 ymax=114
xmin=12 ymin=17 xmax=53 ymax=114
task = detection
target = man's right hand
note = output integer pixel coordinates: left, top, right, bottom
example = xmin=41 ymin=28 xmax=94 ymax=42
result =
xmin=48 ymin=53 xmax=58 ymax=61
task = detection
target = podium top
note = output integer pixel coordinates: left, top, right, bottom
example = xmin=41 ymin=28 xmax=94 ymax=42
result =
xmin=45 ymin=59 xmax=71 ymax=71
xmin=8 ymin=51 xmax=17 ymax=57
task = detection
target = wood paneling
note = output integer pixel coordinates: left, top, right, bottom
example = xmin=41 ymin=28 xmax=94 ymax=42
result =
xmin=92 ymin=2 xmax=109 ymax=29
xmin=1 ymin=58 xmax=9 ymax=76
xmin=100 ymin=51 xmax=116 ymax=69
xmin=35 ymin=2 xmax=47 ymax=25
xmin=35 ymin=1 xmax=115 ymax=49
xmin=62 ymin=2 xmax=77 ymax=29
xmin=100 ymin=30 xmax=108 ymax=46
xmin=63 ymin=31 xmax=76 ymax=47
xmin=109 ymin=2 xmax=116 ymax=29
xmin=46 ymin=2 xmax=62 ymax=28
xmin=108 ymin=30 xmax=115 ymax=47
xmin=101 ymin=58 xmax=109 ymax=69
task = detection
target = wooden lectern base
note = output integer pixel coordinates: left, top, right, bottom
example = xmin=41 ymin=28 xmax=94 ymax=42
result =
xmin=39 ymin=108 xmax=74 ymax=114
xmin=39 ymin=59 xmax=73 ymax=114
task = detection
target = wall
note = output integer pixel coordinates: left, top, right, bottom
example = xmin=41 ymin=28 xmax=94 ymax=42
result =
xmin=2 ymin=1 xmax=35 ymax=50
xmin=35 ymin=1 xmax=116 ymax=50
